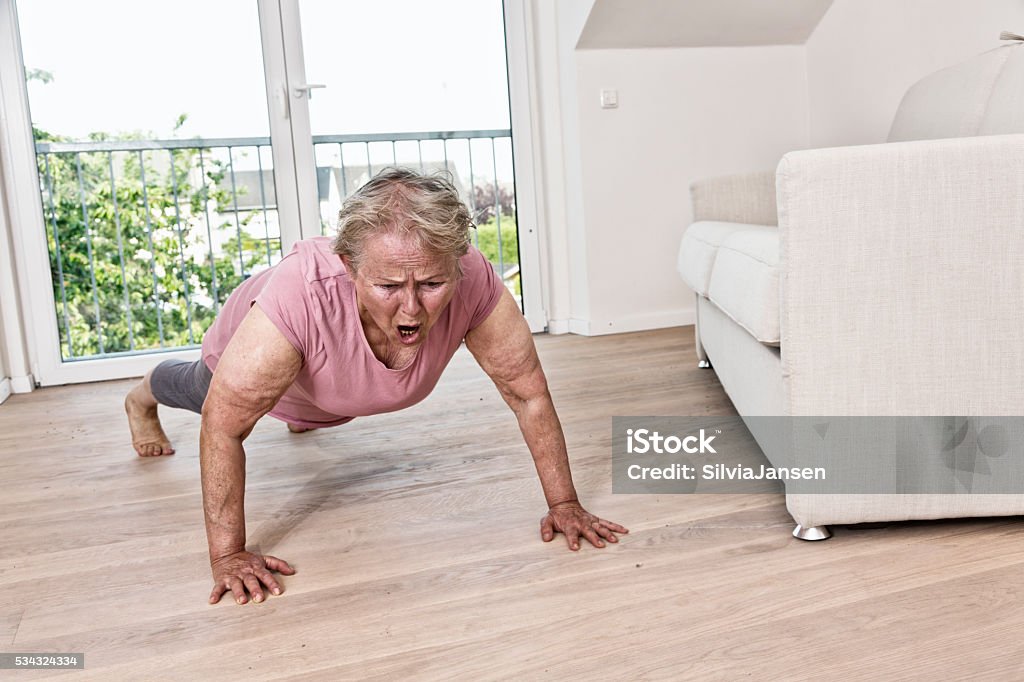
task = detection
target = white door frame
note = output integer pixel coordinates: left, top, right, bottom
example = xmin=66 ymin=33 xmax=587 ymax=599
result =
xmin=258 ymin=0 xmax=309 ymax=252
xmin=503 ymin=0 xmax=547 ymax=333
xmin=267 ymin=0 xmax=321 ymax=244
xmin=0 ymin=0 xmax=35 ymax=393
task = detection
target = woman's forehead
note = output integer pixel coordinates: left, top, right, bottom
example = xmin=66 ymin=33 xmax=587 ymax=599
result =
xmin=361 ymin=233 xmax=452 ymax=274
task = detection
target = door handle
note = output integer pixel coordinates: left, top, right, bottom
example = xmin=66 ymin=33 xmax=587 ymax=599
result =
xmin=292 ymin=83 xmax=326 ymax=99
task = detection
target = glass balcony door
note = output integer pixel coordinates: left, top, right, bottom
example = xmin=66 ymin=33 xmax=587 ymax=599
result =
xmin=2 ymin=0 xmax=541 ymax=387
xmin=280 ymin=0 xmax=544 ymax=329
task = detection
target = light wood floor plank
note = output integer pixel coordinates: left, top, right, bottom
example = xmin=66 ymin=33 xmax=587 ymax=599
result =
xmin=2 ymin=327 xmax=1022 ymax=680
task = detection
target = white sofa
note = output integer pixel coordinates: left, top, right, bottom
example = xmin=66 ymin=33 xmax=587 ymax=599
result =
xmin=678 ymin=35 xmax=1024 ymax=539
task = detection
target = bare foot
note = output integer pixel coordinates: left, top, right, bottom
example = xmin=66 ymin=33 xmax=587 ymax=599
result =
xmin=125 ymin=383 xmax=176 ymax=457
xmin=287 ymin=423 xmax=317 ymax=434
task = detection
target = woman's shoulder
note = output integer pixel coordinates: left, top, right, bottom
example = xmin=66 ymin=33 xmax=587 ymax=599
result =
xmin=457 ymin=245 xmax=496 ymax=285
xmin=252 ymin=237 xmax=346 ymax=361
xmin=453 ymin=246 xmax=504 ymax=329
xmin=279 ymin=237 xmax=348 ymax=284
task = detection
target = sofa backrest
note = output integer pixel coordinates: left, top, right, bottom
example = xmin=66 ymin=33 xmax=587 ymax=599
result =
xmin=888 ymin=36 xmax=1024 ymax=142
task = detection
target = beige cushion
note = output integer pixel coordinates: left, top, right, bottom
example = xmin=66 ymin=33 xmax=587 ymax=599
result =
xmin=706 ymin=225 xmax=780 ymax=345
xmin=677 ymin=221 xmax=757 ymax=296
xmin=889 ymin=43 xmax=1024 ymax=142
xmin=980 ymin=44 xmax=1024 ymax=135
xmin=690 ymin=171 xmax=778 ymax=226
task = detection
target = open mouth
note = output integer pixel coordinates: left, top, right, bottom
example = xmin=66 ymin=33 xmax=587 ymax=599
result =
xmin=397 ymin=324 xmax=421 ymax=342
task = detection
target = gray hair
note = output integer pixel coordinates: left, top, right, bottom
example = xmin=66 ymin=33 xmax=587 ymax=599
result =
xmin=331 ymin=167 xmax=473 ymax=276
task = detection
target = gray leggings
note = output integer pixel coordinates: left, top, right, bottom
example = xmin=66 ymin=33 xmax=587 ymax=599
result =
xmin=149 ymin=359 xmax=213 ymax=414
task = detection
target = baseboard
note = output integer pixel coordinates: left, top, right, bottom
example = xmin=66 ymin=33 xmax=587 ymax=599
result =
xmin=546 ymin=319 xmax=570 ymax=335
xmin=569 ymin=310 xmax=696 ymax=337
xmin=9 ymin=374 xmax=34 ymax=393
xmin=0 ymin=378 xmax=11 ymax=405
xmin=568 ymin=318 xmax=590 ymax=335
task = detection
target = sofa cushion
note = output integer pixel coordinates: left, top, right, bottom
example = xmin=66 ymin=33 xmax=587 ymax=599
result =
xmin=980 ymin=42 xmax=1024 ymax=135
xmin=888 ymin=42 xmax=1024 ymax=142
xmin=707 ymin=225 xmax=780 ymax=345
xmin=677 ymin=221 xmax=760 ymax=296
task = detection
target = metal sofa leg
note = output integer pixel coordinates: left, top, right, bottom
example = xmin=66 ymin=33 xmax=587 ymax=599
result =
xmin=792 ymin=524 xmax=832 ymax=541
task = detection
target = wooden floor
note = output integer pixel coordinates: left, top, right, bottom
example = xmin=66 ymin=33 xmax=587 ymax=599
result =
xmin=3 ymin=327 xmax=1024 ymax=680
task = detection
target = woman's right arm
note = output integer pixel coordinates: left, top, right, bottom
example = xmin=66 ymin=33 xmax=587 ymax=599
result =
xmin=200 ymin=303 xmax=302 ymax=605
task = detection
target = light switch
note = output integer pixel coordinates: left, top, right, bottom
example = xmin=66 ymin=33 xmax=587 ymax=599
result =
xmin=600 ymin=89 xmax=618 ymax=109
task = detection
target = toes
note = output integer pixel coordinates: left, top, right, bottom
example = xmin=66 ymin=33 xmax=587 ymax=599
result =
xmin=136 ymin=442 xmax=175 ymax=457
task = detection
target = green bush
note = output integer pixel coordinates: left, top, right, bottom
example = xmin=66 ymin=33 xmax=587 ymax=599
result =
xmin=36 ymin=125 xmax=276 ymax=359
xmin=474 ymin=215 xmax=520 ymax=297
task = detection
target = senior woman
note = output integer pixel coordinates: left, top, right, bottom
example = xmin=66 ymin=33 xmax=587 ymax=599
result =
xmin=125 ymin=168 xmax=627 ymax=605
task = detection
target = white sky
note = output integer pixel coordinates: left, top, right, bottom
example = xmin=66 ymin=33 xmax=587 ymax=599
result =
xmin=17 ymin=0 xmax=512 ymax=140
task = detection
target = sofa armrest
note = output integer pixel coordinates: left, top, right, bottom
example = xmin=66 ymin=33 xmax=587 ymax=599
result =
xmin=777 ymin=134 xmax=1024 ymax=415
xmin=690 ymin=171 xmax=778 ymax=226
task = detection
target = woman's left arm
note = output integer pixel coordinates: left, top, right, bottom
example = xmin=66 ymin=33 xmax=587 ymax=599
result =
xmin=465 ymin=289 xmax=628 ymax=550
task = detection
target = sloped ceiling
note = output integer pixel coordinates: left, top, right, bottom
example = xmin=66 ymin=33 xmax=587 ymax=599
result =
xmin=577 ymin=0 xmax=834 ymax=49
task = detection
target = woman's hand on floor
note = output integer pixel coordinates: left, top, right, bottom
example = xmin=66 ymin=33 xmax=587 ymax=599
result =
xmin=209 ymin=550 xmax=296 ymax=605
xmin=540 ymin=501 xmax=629 ymax=550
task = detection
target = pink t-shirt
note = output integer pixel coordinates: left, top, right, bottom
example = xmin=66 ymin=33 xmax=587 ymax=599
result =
xmin=201 ymin=236 xmax=504 ymax=428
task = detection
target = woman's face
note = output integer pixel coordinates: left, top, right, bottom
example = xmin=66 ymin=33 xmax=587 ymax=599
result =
xmin=346 ymin=232 xmax=458 ymax=349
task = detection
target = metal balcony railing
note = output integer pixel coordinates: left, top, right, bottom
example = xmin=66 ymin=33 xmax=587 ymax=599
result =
xmin=34 ymin=129 xmax=516 ymax=361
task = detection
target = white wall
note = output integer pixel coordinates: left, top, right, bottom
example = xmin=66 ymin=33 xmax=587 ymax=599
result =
xmin=571 ymin=46 xmax=808 ymax=333
xmin=578 ymin=0 xmax=833 ymax=49
xmin=807 ymin=0 xmax=1024 ymax=147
